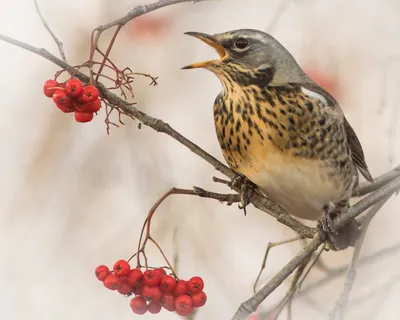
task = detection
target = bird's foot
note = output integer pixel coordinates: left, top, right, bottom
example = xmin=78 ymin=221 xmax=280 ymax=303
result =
xmin=228 ymin=175 xmax=254 ymax=216
xmin=317 ymin=202 xmax=340 ymax=250
xmin=320 ymin=202 xmax=338 ymax=234
xmin=317 ymin=201 xmax=358 ymax=251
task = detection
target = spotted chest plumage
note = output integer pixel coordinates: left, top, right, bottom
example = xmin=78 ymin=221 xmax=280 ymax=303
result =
xmin=213 ymin=72 xmax=355 ymax=220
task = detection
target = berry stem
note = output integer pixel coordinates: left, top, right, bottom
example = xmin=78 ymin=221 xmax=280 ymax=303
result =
xmin=94 ymin=25 xmax=123 ymax=84
xmin=149 ymin=237 xmax=178 ymax=279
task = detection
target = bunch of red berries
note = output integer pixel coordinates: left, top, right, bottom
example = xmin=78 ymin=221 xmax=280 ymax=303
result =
xmin=95 ymin=259 xmax=207 ymax=316
xmin=43 ymin=78 xmax=101 ymax=123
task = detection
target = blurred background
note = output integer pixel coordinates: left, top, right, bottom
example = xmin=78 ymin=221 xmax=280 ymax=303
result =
xmin=0 ymin=0 xmax=399 ymax=319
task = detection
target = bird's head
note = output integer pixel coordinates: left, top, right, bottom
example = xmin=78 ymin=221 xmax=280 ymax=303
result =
xmin=182 ymin=29 xmax=307 ymax=87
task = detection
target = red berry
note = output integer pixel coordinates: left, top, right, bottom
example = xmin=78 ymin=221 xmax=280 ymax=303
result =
xmin=79 ymin=98 xmax=101 ymax=113
xmin=95 ymin=265 xmax=110 ymax=281
xmin=74 ymin=111 xmax=94 ymax=123
xmin=130 ymin=296 xmax=147 ymax=315
xmin=176 ymin=305 xmax=194 ymax=316
xmin=175 ymin=295 xmax=194 ymax=316
xmin=117 ymin=281 xmax=132 ymax=295
xmin=127 ymin=268 xmax=143 ymax=286
xmin=154 ymin=267 xmax=166 ymax=278
xmin=77 ymin=94 xmax=86 ymax=104
xmin=103 ymin=274 xmax=121 ymax=290
xmin=65 ymin=78 xmax=83 ymax=98
xmin=188 ymin=276 xmax=204 ymax=294
xmin=161 ymin=293 xmax=176 ymax=311
xmin=142 ymin=285 xmax=162 ymax=302
xmin=81 ymin=85 xmax=99 ymax=103
xmin=43 ymin=79 xmax=59 ymax=97
xmin=173 ymin=280 xmax=188 ymax=296
xmin=143 ymin=270 xmax=161 ymax=287
xmin=191 ymin=291 xmax=207 ymax=307
xmin=132 ymin=283 xmax=144 ymax=296
xmin=160 ymin=275 xmax=176 ymax=293
xmin=113 ymin=260 xmax=131 ymax=277
xmin=53 ymin=90 xmax=74 ymax=113
xmin=57 ymin=103 xmax=75 ymax=113
xmin=147 ymin=301 xmax=162 ymax=314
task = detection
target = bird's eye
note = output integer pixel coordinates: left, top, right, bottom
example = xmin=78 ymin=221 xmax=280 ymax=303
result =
xmin=234 ymin=38 xmax=249 ymax=50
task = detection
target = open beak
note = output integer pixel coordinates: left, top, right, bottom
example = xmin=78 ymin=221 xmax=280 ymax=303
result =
xmin=182 ymin=32 xmax=227 ymax=69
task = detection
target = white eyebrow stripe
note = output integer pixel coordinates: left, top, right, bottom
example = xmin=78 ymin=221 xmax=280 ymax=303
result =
xmin=301 ymin=87 xmax=328 ymax=107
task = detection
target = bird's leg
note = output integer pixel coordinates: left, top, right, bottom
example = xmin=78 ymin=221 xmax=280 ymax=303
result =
xmin=228 ymin=175 xmax=254 ymax=215
xmin=318 ymin=175 xmax=359 ymax=250
xmin=320 ymin=202 xmax=337 ymax=234
xmin=238 ymin=181 xmax=253 ymax=216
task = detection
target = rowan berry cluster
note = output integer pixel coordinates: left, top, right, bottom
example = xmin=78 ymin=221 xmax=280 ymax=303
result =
xmin=43 ymin=78 xmax=101 ymax=123
xmin=95 ymin=260 xmax=207 ymax=316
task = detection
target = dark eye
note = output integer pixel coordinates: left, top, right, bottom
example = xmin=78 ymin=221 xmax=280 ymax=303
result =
xmin=234 ymin=38 xmax=249 ymax=50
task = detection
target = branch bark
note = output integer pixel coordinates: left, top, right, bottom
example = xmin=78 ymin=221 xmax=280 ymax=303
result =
xmin=33 ymin=0 xmax=67 ymax=63
xmin=352 ymin=165 xmax=400 ymax=197
xmin=329 ymin=194 xmax=392 ymax=320
xmin=232 ymin=235 xmax=323 ymax=320
xmin=0 ymin=31 xmax=316 ymax=239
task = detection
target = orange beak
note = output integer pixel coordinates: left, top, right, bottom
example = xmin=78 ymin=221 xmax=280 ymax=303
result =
xmin=182 ymin=32 xmax=227 ymax=69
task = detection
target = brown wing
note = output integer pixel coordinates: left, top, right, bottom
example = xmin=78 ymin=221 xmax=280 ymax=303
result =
xmin=343 ymin=118 xmax=373 ymax=182
xmin=300 ymin=80 xmax=374 ymax=183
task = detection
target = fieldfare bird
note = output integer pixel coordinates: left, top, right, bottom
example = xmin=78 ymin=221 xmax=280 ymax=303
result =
xmin=182 ymin=29 xmax=373 ymax=250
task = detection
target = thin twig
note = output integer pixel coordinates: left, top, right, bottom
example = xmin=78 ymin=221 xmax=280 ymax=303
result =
xmin=33 ymin=0 xmax=67 ymax=63
xmin=328 ymin=193 xmax=393 ymax=320
xmin=0 ymin=33 xmax=317 ymax=240
xmin=193 ymin=186 xmax=240 ymax=204
xmin=88 ymin=0 xmax=213 ymax=82
xmin=267 ymin=257 xmax=311 ymax=320
xmin=294 ymin=241 xmax=400 ymax=299
xmin=335 ymin=176 xmax=400 ymax=231
xmin=231 ymin=235 xmax=323 ymax=320
xmin=1 ymin=31 xmax=399 ymax=243
xmin=352 ymin=165 xmax=400 ymax=197
xmin=253 ymin=237 xmax=303 ymax=293
xmin=100 ymin=0 xmax=214 ymax=32
xmin=259 ymin=244 xmax=324 ymax=319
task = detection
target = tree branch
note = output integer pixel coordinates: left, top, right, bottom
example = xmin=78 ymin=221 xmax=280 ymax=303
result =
xmin=0 ymin=31 xmax=317 ymax=239
xmin=231 ymin=235 xmax=323 ymax=320
xmin=328 ymin=193 xmax=392 ymax=320
xmin=335 ymin=176 xmax=400 ymax=231
xmin=352 ymin=165 xmax=400 ymax=197
xmin=96 ymin=0 xmax=214 ymax=32
xmin=33 ymin=0 xmax=67 ymax=63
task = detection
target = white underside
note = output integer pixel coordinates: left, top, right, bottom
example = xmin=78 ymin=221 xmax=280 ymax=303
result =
xmin=247 ymin=156 xmax=345 ymax=221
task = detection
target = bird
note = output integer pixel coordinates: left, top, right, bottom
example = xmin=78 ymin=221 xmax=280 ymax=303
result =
xmin=182 ymin=29 xmax=373 ymax=250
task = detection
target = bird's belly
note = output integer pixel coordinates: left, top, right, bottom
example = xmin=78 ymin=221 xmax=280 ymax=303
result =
xmin=238 ymin=152 xmax=346 ymax=220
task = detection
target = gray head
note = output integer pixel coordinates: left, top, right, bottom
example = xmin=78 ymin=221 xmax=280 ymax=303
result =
xmin=182 ymin=29 xmax=310 ymax=87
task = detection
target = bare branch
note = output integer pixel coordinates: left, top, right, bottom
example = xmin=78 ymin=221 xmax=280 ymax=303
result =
xmin=353 ymin=165 xmax=400 ymax=197
xmin=335 ymin=176 xmax=400 ymax=231
xmin=231 ymin=235 xmax=323 ymax=320
xmin=266 ymin=256 xmax=311 ymax=319
xmin=329 ymin=193 xmax=392 ymax=320
xmin=123 ymin=0 xmax=216 ymax=31
xmin=253 ymin=237 xmax=303 ymax=293
xmin=0 ymin=32 xmax=317 ymax=240
xmin=290 ymin=241 xmax=400 ymax=302
xmin=33 ymin=0 xmax=67 ymax=63
xmin=192 ymin=186 xmax=240 ymax=204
